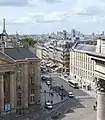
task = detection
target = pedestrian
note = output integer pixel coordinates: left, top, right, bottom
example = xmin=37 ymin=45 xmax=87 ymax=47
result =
xmin=93 ymin=105 xmax=96 ymax=110
xmin=96 ymin=101 xmax=97 ymax=106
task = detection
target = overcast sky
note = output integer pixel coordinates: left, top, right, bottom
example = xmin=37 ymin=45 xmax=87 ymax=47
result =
xmin=0 ymin=0 xmax=105 ymax=34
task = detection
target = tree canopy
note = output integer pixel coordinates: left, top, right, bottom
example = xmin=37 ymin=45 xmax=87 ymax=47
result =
xmin=22 ymin=38 xmax=37 ymax=47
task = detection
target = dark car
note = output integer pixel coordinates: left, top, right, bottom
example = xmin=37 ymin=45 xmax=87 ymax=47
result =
xmin=59 ymin=85 xmax=64 ymax=90
xmin=41 ymin=76 xmax=46 ymax=81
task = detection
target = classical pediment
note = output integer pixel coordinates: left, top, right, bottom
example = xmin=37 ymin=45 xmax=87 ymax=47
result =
xmin=0 ymin=52 xmax=14 ymax=65
xmin=0 ymin=58 xmax=13 ymax=65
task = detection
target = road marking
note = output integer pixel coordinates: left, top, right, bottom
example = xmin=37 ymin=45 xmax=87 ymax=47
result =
xmin=75 ymin=96 xmax=94 ymax=99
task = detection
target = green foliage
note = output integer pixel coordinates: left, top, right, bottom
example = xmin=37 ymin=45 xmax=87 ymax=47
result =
xmin=22 ymin=38 xmax=37 ymax=47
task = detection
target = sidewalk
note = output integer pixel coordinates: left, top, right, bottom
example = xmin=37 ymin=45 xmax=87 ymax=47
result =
xmin=41 ymin=82 xmax=62 ymax=105
xmin=59 ymin=75 xmax=96 ymax=98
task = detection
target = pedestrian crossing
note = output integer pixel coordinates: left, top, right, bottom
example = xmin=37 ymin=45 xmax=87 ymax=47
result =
xmin=75 ymin=95 xmax=94 ymax=99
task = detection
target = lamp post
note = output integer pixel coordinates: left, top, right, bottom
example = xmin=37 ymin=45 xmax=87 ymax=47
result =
xmin=44 ymin=90 xmax=46 ymax=105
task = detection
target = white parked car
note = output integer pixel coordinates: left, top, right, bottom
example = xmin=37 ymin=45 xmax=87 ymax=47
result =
xmin=45 ymin=102 xmax=53 ymax=109
xmin=68 ymin=92 xmax=74 ymax=98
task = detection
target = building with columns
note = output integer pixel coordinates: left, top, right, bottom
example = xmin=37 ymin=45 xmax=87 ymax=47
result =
xmin=0 ymin=46 xmax=41 ymax=113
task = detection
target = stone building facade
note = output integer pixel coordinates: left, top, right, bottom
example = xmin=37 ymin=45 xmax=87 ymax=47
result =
xmin=36 ymin=40 xmax=73 ymax=74
xmin=70 ymin=42 xmax=96 ymax=90
xmin=0 ymin=47 xmax=41 ymax=113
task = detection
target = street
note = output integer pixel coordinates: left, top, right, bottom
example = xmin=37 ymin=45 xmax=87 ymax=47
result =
xmin=41 ymin=81 xmax=61 ymax=105
xmin=40 ymin=72 xmax=96 ymax=120
xmin=3 ymin=72 xmax=96 ymax=120
xmin=58 ymin=98 xmax=96 ymax=120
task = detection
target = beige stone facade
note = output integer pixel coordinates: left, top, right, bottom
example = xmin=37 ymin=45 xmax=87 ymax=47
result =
xmin=36 ymin=40 xmax=71 ymax=74
xmin=70 ymin=47 xmax=96 ymax=90
xmin=36 ymin=45 xmax=43 ymax=59
xmin=0 ymin=48 xmax=41 ymax=112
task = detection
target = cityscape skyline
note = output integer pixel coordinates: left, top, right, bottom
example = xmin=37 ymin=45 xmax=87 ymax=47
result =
xmin=0 ymin=2 xmax=105 ymax=119
xmin=0 ymin=0 xmax=105 ymax=34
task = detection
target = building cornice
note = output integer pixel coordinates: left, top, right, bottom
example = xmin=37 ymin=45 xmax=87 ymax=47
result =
xmin=87 ymin=52 xmax=105 ymax=62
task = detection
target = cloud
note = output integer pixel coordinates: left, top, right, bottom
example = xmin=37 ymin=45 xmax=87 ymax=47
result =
xmin=0 ymin=0 xmax=29 ymax=6
xmin=75 ymin=0 xmax=105 ymax=17
xmin=36 ymin=12 xmax=68 ymax=23
xmin=40 ymin=0 xmax=64 ymax=4
xmin=1 ymin=0 xmax=105 ymax=34
xmin=76 ymin=5 xmax=105 ymax=17
xmin=14 ymin=11 xmax=68 ymax=24
xmin=13 ymin=17 xmax=33 ymax=24
xmin=0 ymin=0 xmax=65 ymax=6
xmin=29 ymin=0 xmax=65 ymax=4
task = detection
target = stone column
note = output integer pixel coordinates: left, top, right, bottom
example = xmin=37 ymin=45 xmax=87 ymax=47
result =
xmin=0 ymin=73 xmax=4 ymax=111
xmin=10 ymin=71 xmax=16 ymax=109
xmin=36 ymin=62 xmax=41 ymax=104
xmin=24 ymin=63 xmax=28 ymax=108
xmin=97 ymin=91 xmax=105 ymax=120
xmin=96 ymin=78 xmax=105 ymax=120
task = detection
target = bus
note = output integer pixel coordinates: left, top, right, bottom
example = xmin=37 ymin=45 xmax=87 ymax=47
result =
xmin=68 ymin=80 xmax=79 ymax=88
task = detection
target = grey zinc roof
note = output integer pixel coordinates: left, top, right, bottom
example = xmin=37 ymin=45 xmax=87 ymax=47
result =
xmin=4 ymin=47 xmax=39 ymax=60
xmin=74 ymin=44 xmax=96 ymax=52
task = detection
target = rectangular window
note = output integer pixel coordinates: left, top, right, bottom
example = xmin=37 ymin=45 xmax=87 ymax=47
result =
xmin=31 ymin=89 xmax=35 ymax=94
xmin=31 ymin=77 xmax=34 ymax=85
xmin=30 ymin=96 xmax=33 ymax=102
xmin=30 ymin=95 xmax=35 ymax=103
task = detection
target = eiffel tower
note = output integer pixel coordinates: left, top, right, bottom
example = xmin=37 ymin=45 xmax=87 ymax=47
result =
xmin=2 ymin=18 xmax=8 ymax=40
xmin=2 ymin=18 xmax=7 ymax=35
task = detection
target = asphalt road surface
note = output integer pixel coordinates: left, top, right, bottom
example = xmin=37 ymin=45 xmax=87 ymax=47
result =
xmin=3 ymin=72 xmax=94 ymax=120
xmin=51 ymin=75 xmax=89 ymax=97
xmin=36 ymin=98 xmax=84 ymax=120
xmin=42 ymin=72 xmax=89 ymax=97
xmin=36 ymin=73 xmax=93 ymax=120
xmin=41 ymin=82 xmax=61 ymax=105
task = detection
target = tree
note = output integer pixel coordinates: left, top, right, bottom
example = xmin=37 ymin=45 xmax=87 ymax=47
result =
xmin=22 ymin=38 xmax=37 ymax=47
